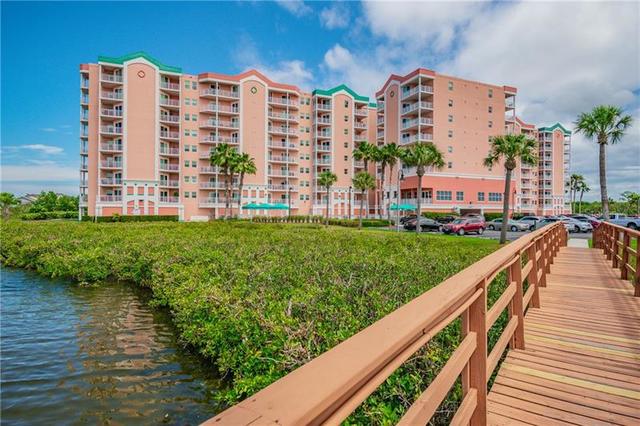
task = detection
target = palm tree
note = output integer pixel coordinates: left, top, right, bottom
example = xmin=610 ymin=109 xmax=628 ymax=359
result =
xmin=577 ymin=181 xmax=590 ymax=214
xmin=210 ymin=143 xmax=238 ymax=219
xmin=574 ymin=105 xmax=633 ymax=219
xmin=317 ymin=171 xmax=337 ymax=226
xmin=353 ymin=141 xmax=378 ymax=218
xmin=402 ymin=143 xmax=445 ymax=234
xmin=569 ymin=174 xmax=585 ymax=212
xmin=232 ymin=153 xmax=257 ymax=217
xmin=381 ymin=143 xmax=402 ymax=224
xmin=484 ymin=134 xmax=537 ymax=244
xmin=352 ymin=172 xmax=376 ymax=229
xmin=0 ymin=192 xmax=19 ymax=220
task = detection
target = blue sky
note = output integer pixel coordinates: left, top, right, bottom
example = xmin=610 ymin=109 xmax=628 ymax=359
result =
xmin=2 ymin=1 xmax=639 ymax=199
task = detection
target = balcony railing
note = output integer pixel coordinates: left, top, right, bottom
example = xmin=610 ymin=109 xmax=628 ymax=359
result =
xmin=159 ymin=163 xmax=179 ymax=172
xmin=269 ymin=156 xmax=296 ymax=163
xmin=201 ymin=104 xmax=239 ymax=114
xmin=268 ymin=97 xmax=298 ymax=106
xmin=200 ymin=166 xmax=221 ymax=174
xmin=268 ymin=170 xmax=296 ymax=177
xmin=101 ymin=91 xmax=123 ymax=100
xmin=159 ymin=180 xmax=179 ymax=188
xmin=315 ymin=103 xmax=332 ymax=111
xmin=201 ymin=120 xmax=239 ymax=129
xmin=201 ymin=135 xmax=239 ymax=144
xmin=101 ymin=160 xmax=122 ymax=168
xmin=101 ymin=108 xmax=123 ymax=118
xmin=316 ymin=145 xmax=331 ymax=152
xmin=315 ymin=117 xmax=331 ymax=125
xmin=401 ymin=133 xmax=433 ymax=144
xmin=268 ymin=141 xmax=297 ymax=149
xmin=160 ymin=114 xmax=180 ymax=123
xmin=268 ymin=126 xmax=297 ymax=135
xmin=199 ymin=150 xmax=215 ymax=159
xmin=354 ymin=122 xmax=367 ymax=129
xmin=401 ymin=117 xmax=433 ymax=129
xmin=316 ymin=130 xmax=331 ymax=138
xmin=160 ymin=196 xmax=180 ymax=203
xmin=268 ymin=185 xmax=297 ymax=191
xmin=160 ymin=98 xmax=180 ymax=107
xmin=401 ymin=85 xmax=434 ymax=99
xmin=160 ymin=130 xmax=180 ymax=139
xmin=201 ymin=88 xmax=239 ymax=99
xmin=160 ymin=81 xmax=180 ymax=91
xmin=160 ymin=147 xmax=180 ymax=156
xmin=101 ymin=74 xmax=123 ymax=83
xmin=402 ymin=101 xmax=434 ymax=114
xmin=100 ymin=143 xmax=123 ymax=152
xmin=100 ymin=178 xmax=122 ymax=185
xmin=101 ymin=125 xmax=122 ymax=135
xmin=100 ymin=195 xmax=122 ymax=202
xmin=316 ymin=158 xmax=331 ymax=165
xmin=355 ymin=109 xmax=368 ymax=116
xmin=269 ymin=111 xmax=298 ymax=120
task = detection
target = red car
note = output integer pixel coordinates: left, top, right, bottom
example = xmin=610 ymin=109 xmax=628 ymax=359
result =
xmin=442 ymin=217 xmax=486 ymax=235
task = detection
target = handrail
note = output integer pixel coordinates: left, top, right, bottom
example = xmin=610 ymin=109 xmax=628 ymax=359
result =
xmin=205 ymin=223 xmax=567 ymax=425
xmin=593 ymin=221 xmax=640 ymax=296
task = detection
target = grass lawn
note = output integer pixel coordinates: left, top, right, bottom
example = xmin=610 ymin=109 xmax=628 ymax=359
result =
xmin=1 ymin=220 xmax=500 ymax=424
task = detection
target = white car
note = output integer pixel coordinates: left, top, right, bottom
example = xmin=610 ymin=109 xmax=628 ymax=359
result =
xmin=487 ymin=218 xmax=530 ymax=232
xmin=562 ymin=217 xmax=593 ymax=233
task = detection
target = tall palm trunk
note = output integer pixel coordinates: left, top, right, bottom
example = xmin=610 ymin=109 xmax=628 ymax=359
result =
xmin=416 ymin=170 xmax=423 ymax=234
xmin=363 ymin=160 xmax=369 ymax=218
xmin=325 ymin=186 xmax=330 ymax=226
xmin=500 ymin=168 xmax=512 ymax=244
xmin=237 ymin=173 xmax=245 ymax=218
xmin=579 ymin=189 xmax=584 ymax=214
xmin=223 ymin=168 xmax=230 ymax=220
xmin=598 ymin=138 xmax=609 ymax=219
xmin=386 ymin=164 xmax=394 ymax=225
xmin=359 ymin=190 xmax=364 ymax=229
xmin=379 ymin=165 xmax=385 ymax=220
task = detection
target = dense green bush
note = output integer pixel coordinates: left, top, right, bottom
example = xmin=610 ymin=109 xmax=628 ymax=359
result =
xmin=81 ymin=214 xmax=179 ymax=223
xmin=1 ymin=221 xmax=501 ymax=424
xmin=251 ymin=215 xmax=390 ymax=227
xmin=21 ymin=210 xmax=77 ymax=220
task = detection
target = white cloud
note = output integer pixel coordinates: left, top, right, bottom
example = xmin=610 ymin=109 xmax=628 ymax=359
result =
xmin=320 ymin=4 xmax=350 ymax=29
xmin=5 ymin=144 xmax=64 ymax=155
xmin=0 ymin=180 xmax=79 ymax=196
xmin=275 ymin=0 xmax=312 ymax=17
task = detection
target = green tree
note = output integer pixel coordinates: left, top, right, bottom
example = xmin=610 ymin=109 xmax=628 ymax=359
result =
xmin=402 ymin=143 xmax=445 ymax=234
xmin=621 ymin=191 xmax=640 ymax=216
xmin=377 ymin=143 xmax=401 ymax=223
xmin=210 ymin=143 xmax=239 ymax=219
xmin=353 ymin=141 xmax=378 ymax=218
xmin=29 ymin=191 xmax=58 ymax=213
xmin=0 ymin=192 xmax=19 ymax=219
xmin=577 ymin=180 xmax=590 ymax=214
xmin=382 ymin=143 xmax=402 ymax=224
xmin=232 ymin=152 xmax=257 ymax=217
xmin=574 ymin=105 xmax=633 ymax=219
xmin=569 ymin=174 xmax=584 ymax=207
xmin=352 ymin=172 xmax=376 ymax=229
xmin=484 ymin=134 xmax=537 ymax=244
xmin=317 ymin=171 xmax=338 ymax=226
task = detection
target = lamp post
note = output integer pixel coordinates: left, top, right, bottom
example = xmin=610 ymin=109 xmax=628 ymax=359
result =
xmin=348 ymin=186 xmax=352 ymax=220
xmin=288 ymin=186 xmax=292 ymax=220
xmin=396 ymin=169 xmax=404 ymax=232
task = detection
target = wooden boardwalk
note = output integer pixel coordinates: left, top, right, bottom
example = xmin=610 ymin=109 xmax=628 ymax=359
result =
xmin=488 ymin=246 xmax=640 ymax=425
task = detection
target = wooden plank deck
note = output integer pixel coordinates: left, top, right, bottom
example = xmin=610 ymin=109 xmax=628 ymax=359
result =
xmin=488 ymin=246 xmax=640 ymax=425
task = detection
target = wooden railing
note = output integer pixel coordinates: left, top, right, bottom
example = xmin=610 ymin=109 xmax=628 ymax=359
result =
xmin=205 ymin=223 xmax=568 ymax=426
xmin=593 ymin=221 xmax=640 ymax=296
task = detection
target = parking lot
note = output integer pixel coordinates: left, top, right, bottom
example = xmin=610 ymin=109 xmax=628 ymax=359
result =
xmin=388 ymin=226 xmax=593 ymax=242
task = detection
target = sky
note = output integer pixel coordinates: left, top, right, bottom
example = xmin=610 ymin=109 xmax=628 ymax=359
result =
xmin=1 ymin=0 xmax=639 ymax=200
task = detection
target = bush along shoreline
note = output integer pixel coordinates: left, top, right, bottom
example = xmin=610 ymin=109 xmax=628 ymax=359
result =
xmin=0 ymin=220 xmax=504 ymax=424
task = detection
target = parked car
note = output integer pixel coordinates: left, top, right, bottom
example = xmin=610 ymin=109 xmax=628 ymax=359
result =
xmin=404 ymin=217 xmax=442 ymax=232
xmin=436 ymin=215 xmax=458 ymax=224
xmin=399 ymin=214 xmax=417 ymax=225
xmin=608 ymin=213 xmax=640 ymax=230
xmin=571 ymin=214 xmax=602 ymax=229
xmin=442 ymin=217 xmax=486 ymax=235
xmin=487 ymin=218 xmax=530 ymax=232
xmin=562 ymin=217 xmax=593 ymax=233
xmin=535 ymin=217 xmax=568 ymax=231
xmin=518 ymin=215 xmax=544 ymax=231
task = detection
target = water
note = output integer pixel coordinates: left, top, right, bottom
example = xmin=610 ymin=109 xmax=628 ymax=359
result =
xmin=0 ymin=267 xmax=225 ymax=425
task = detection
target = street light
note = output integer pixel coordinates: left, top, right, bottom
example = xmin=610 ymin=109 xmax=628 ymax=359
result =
xmin=348 ymin=186 xmax=352 ymax=220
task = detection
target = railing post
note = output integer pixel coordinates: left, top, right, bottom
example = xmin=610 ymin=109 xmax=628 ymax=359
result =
xmin=621 ymin=231 xmax=630 ymax=280
xmin=537 ymin=237 xmax=547 ymax=288
xmin=468 ymin=278 xmax=487 ymax=426
xmin=612 ymin=228 xmax=619 ymax=269
xmin=635 ymin=236 xmax=640 ymax=297
xmin=509 ymin=253 xmax=525 ymax=350
xmin=526 ymin=241 xmax=541 ymax=308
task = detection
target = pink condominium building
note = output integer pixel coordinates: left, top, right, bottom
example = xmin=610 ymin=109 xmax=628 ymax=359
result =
xmin=79 ymin=53 xmax=570 ymax=220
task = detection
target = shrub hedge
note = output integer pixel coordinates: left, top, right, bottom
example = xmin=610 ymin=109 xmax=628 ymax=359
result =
xmin=21 ymin=210 xmax=77 ymax=220
xmin=251 ymin=215 xmax=390 ymax=228
xmin=0 ymin=221 xmax=502 ymax=423
xmin=81 ymin=214 xmax=179 ymax=223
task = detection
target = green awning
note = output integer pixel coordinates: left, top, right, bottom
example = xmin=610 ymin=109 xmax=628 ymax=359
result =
xmin=242 ymin=202 xmax=263 ymax=210
xmin=389 ymin=203 xmax=415 ymax=211
xmin=270 ymin=203 xmax=290 ymax=210
xmin=257 ymin=203 xmax=274 ymax=209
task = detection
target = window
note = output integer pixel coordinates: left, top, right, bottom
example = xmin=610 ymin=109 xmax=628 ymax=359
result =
xmin=344 ymin=169 xmax=348 ymax=175
xmin=191 ymin=81 xmax=197 ymax=90
xmin=184 ymin=113 xmax=190 ymax=121
xmin=344 ymin=155 xmax=348 ymax=161
xmin=344 ymin=129 xmax=348 ymax=135
xmin=456 ymin=191 xmax=464 ymax=201
xmin=191 ymin=176 xmax=196 ymax=183
xmin=448 ymin=146 xmax=453 ymax=153
xmin=191 ymin=145 xmax=197 ymax=152
xmin=488 ymin=121 xmax=493 ymax=128
xmin=448 ymin=99 xmax=453 ymax=107
xmin=192 ymin=114 xmax=197 ymax=121
xmin=344 ymin=142 xmax=349 ymax=148
xmin=488 ymin=88 xmax=493 ymax=98
xmin=191 ymin=130 xmax=197 ymax=136
xmin=184 ymin=81 xmax=190 ymax=89
xmin=436 ymin=190 xmax=452 ymax=201
xmin=344 ymin=100 xmax=349 ymax=108
xmin=185 ymin=192 xmax=190 ymax=198
xmin=183 ymin=176 xmax=189 ymax=182
xmin=489 ymin=192 xmax=502 ymax=202
xmin=344 ymin=115 xmax=348 ymax=122
xmin=477 ymin=192 xmax=485 ymax=201
xmin=184 ymin=145 xmax=190 ymax=152
xmin=448 ymin=81 xmax=454 ymax=90
xmin=191 ymin=192 xmax=196 ymax=198
xmin=184 ymin=129 xmax=190 ymax=136
xmin=191 ymin=99 xmax=197 ymax=106
xmin=191 ymin=160 xmax=197 ymax=167
xmin=184 ymin=98 xmax=190 ymax=106
xmin=447 ymin=161 xmax=452 ymax=169
xmin=448 ymin=115 xmax=453 ymax=122
xmin=184 ymin=160 xmax=190 ymax=167
xmin=488 ymin=106 xmax=493 ymax=113
xmin=448 ymin=130 xmax=453 ymax=138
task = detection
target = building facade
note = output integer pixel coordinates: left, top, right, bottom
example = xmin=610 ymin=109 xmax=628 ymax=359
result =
xmin=80 ymin=53 xmax=570 ymax=220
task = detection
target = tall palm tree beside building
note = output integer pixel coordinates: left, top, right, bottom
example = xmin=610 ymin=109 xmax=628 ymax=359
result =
xmin=352 ymin=172 xmax=376 ymax=229
xmin=317 ymin=171 xmax=337 ymax=226
xmin=232 ymin=152 xmax=257 ymax=217
xmin=574 ymin=105 xmax=633 ymax=219
xmin=381 ymin=143 xmax=402 ymax=224
xmin=353 ymin=141 xmax=378 ymax=218
xmin=402 ymin=143 xmax=445 ymax=234
xmin=484 ymin=134 xmax=537 ymax=244
xmin=577 ymin=180 xmax=590 ymax=214
xmin=210 ymin=143 xmax=238 ymax=219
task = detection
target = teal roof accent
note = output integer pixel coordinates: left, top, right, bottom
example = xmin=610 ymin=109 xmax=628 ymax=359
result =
xmin=98 ymin=52 xmax=182 ymax=73
xmin=538 ymin=123 xmax=571 ymax=136
xmin=312 ymin=84 xmax=369 ymax=102
xmin=368 ymin=102 xmax=377 ymax=108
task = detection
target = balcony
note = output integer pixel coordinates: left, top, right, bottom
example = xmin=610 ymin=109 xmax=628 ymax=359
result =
xmin=354 ymin=122 xmax=367 ymax=129
xmin=160 ymin=196 xmax=180 ymax=203
xmin=101 ymin=160 xmax=122 ymax=169
xmin=101 ymin=74 xmax=123 ymax=83
xmin=269 ymin=155 xmax=296 ymax=163
xmin=316 ymin=130 xmax=331 ymax=139
xmin=199 ymin=150 xmax=215 ymax=159
xmin=199 ymin=181 xmax=223 ymax=190
xmin=402 ymin=101 xmax=433 ymax=115
xmin=101 ymin=108 xmax=123 ymax=118
xmin=160 ymin=81 xmax=180 ymax=91
xmin=159 ymin=180 xmax=179 ymax=188
xmin=160 ymin=130 xmax=180 ymax=140
xmin=268 ymin=170 xmax=297 ymax=177
xmin=269 ymin=111 xmax=298 ymax=121
xmin=268 ymin=184 xmax=298 ymax=192
xmin=80 ymin=163 xmax=88 ymax=171
xmin=377 ymin=130 xmax=384 ymax=139
xmin=100 ymin=125 xmax=122 ymax=135
xmin=159 ymin=163 xmax=179 ymax=172
xmin=201 ymin=119 xmax=239 ymax=129
xmin=400 ymin=133 xmax=433 ymax=144
xmin=101 ymin=91 xmax=123 ymax=100
xmin=377 ymin=117 xmax=384 ymax=125
xmin=354 ymin=135 xmax=367 ymax=143
xmin=354 ymin=160 xmax=365 ymax=168
xmin=100 ymin=143 xmax=123 ymax=152
xmin=315 ymin=117 xmax=331 ymax=125
xmin=268 ymin=141 xmax=297 ymax=150
xmin=355 ymin=109 xmax=368 ymax=117
xmin=401 ymin=85 xmax=434 ymax=100
xmin=316 ymin=144 xmax=331 ymax=152
xmin=80 ymin=111 xmax=89 ymax=121
xmin=201 ymin=135 xmax=239 ymax=144
xmin=201 ymin=104 xmax=239 ymax=114
xmin=160 ymin=147 xmax=180 ymax=156
xmin=401 ymin=117 xmax=433 ymax=130
xmin=160 ymin=114 xmax=180 ymax=123
xmin=377 ymin=102 xmax=384 ymax=111
xmin=200 ymin=88 xmax=239 ymax=99
xmin=268 ymin=126 xmax=297 ymax=136
xmin=160 ymin=98 xmax=180 ymax=107
xmin=80 ymin=195 xmax=88 ymax=203
xmin=100 ymin=195 xmax=122 ymax=202
xmin=200 ymin=166 xmax=220 ymax=174
xmin=315 ymin=103 xmax=332 ymax=111
xmin=316 ymin=158 xmax=331 ymax=165
xmin=81 ymin=95 xmax=89 ymax=104
xmin=268 ymin=97 xmax=298 ymax=107
xmin=80 ymin=146 xmax=88 ymax=154
xmin=81 ymin=79 xmax=89 ymax=89
xmin=100 ymin=178 xmax=122 ymax=186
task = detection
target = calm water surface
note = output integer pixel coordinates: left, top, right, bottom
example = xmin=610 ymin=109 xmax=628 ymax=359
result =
xmin=0 ymin=267 xmax=225 ymax=425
